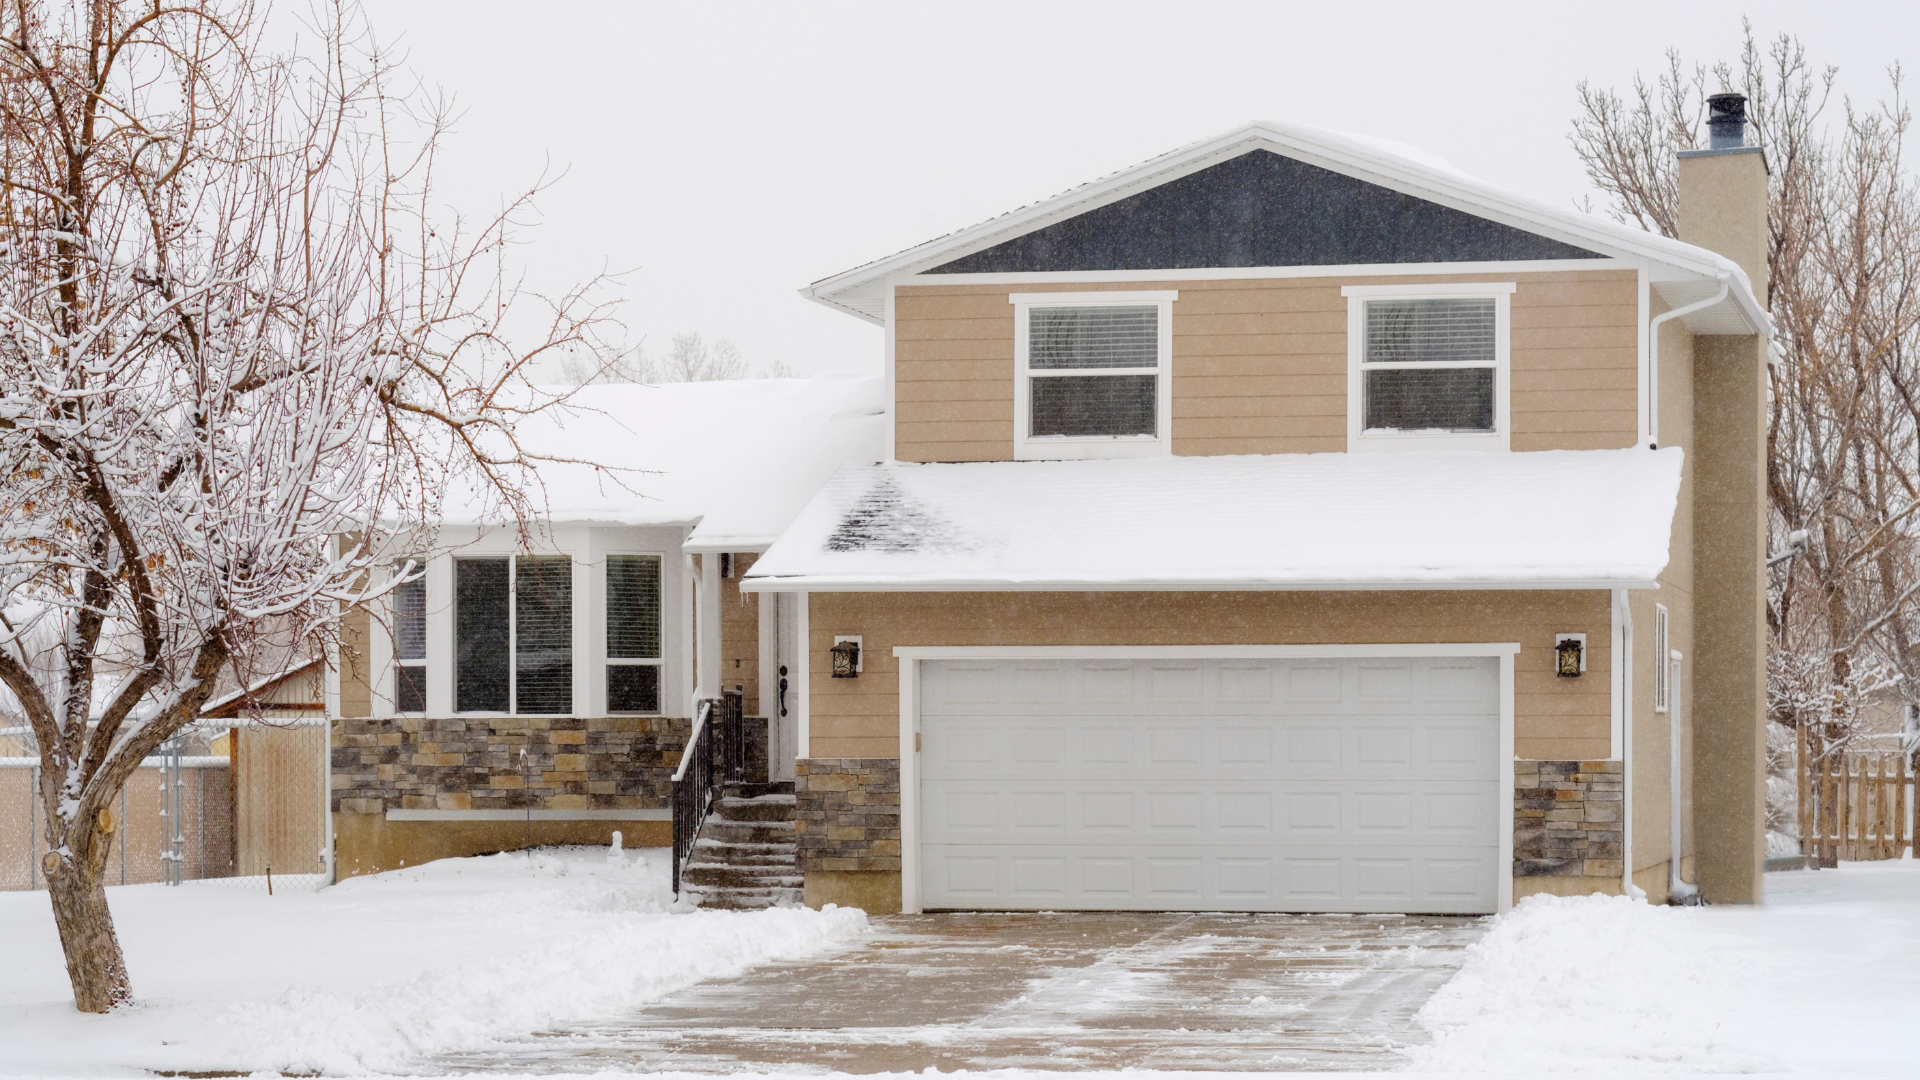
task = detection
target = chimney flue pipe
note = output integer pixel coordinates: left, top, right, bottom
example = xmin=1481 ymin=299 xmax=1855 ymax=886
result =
xmin=1707 ymin=92 xmax=1748 ymax=150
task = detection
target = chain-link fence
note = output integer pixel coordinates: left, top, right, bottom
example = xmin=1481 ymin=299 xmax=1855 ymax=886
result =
xmin=1 ymin=717 xmax=330 ymax=892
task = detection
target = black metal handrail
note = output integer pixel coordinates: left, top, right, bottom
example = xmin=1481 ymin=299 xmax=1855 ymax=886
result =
xmin=670 ymin=691 xmax=747 ymax=898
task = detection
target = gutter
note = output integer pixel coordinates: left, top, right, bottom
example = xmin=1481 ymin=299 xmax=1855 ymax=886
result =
xmin=1646 ymin=276 xmax=1731 ymax=447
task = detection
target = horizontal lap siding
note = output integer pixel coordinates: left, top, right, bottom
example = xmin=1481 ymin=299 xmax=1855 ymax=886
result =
xmin=807 ymin=590 xmax=1612 ymax=761
xmin=894 ymin=270 xmax=1639 ymax=461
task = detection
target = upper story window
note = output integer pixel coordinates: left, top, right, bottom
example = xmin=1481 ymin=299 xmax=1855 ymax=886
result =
xmin=455 ymin=555 xmax=573 ymax=715
xmin=606 ymin=554 xmax=663 ymax=713
xmin=1344 ymin=283 xmax=1513 ymax=452
xmin=1012 ymin=290 xmax=1175 ymax=460
xmin=392 ymin=562 xmax=426 ymax=713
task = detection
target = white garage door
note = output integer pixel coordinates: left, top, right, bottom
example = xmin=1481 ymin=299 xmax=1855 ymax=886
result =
xmin=918 ymin=656 xmax=1500 ymax=914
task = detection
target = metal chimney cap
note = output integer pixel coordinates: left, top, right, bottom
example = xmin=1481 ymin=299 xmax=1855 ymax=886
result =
xmin=1707 ymin=92 xmax=1749 ymax=149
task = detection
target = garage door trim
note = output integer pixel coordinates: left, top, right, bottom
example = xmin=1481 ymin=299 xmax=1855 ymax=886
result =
xmin=895 ymin=643 xmax=1519 ymax=914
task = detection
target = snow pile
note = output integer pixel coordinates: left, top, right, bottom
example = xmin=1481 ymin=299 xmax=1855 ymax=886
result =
xmin=1409 ymin=861 xmax=1920 ymax=1074
xmin=0 ymin=847 xmax=867 ymax=1077
xmin=748 ymin=448 xmax=1683 ymax=589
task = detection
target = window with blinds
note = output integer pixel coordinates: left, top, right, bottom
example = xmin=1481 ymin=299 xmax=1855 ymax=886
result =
xmin=453 ymin=555 xmax=573 ymax=715
xmin=606 ymin=554 xmax=663 ymax=713
xmin=392 ymin=562 xmax=426 ymax=713
xmin=515 ymin=556 xmax=573 ymax=714
xmin=1026 ymin=304 xmax=1161 ymax=439
xmin=1361 ymin=296 xmax=1498 ymax=433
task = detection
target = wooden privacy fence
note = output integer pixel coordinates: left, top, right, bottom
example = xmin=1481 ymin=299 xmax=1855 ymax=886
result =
xmin=1798 ymin=745 xmax=1916 ymax=864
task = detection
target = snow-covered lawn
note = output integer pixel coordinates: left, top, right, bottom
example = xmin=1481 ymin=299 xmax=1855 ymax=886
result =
xmin=1 ymin=854 xmax=1914 ymax=1078
xmin=1410 ymin=859 xmax=1920 ymax=1074
xmin=0 ymin=846 xmax=866 ymax=1077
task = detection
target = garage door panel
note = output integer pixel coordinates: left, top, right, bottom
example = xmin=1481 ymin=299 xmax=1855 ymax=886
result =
xmin=919 ymin=656 xmax=1500 ymax=913
xmin=920 ymin=845 xmax=1497 ymax=913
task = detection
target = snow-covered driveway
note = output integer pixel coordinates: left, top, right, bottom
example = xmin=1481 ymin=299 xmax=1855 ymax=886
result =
xmin=447 ymin=911 xmax=1485 ymax=1073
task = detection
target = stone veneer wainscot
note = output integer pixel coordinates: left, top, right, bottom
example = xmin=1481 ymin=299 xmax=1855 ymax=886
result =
xmin=1513 ymin=759 xmax=1625 ymax=879
xmin=794 ymin=758 xmax=901 ymax=873
xmin=330 ymin=715 xmax=689 ymax=813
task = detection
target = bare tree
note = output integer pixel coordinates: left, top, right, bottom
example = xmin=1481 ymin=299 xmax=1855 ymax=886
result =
xmin=1571 ymin=26 xmax=1920 ymax=805
xmin=561 ymin=330 xmax=795 ymax=384
xmin=0 ymin=0 xmax=616 ymax=1011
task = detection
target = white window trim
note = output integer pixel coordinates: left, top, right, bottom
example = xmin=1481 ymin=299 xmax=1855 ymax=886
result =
xmin=1653 ymin=603 xmax=1671 ymax=713
xmin=1010 ymin=290 xmax=1176 ymax=460
xmin=1343 ymin=282 xmax=1514 ymax=453
xmin=604 ymin=550 xmax=668 ymax=716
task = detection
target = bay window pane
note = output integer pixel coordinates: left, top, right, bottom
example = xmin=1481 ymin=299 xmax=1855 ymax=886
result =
xmin=395 ymin=666 xmax=425 ymax=713
xmin=1031 ymin=374 xmax=1156 ymax=437
xmin=607 ymin=555 xmax=662 ymax=659
xmin=608 ymin=664 xmax=660 ymax=714
xmin=1030 ymin=306 xmax=1158 ymax=369
xmin=455 ymin=558 xmax=509 ymax=713
xmin=393 ymin=566 xmax=426 ymax=660
xmin=515 ymin=555 xmax=573 ymax=715
xmin=1364 ymin=368 xmax=1495 ymax=432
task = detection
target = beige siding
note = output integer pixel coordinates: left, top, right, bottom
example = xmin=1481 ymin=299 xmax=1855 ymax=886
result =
xmin=892 ymin=270 xmax=1640 ymax=461
xmin=806 ymin=590 xmax=1613 ymax=761
xmin=720 ymin=553 xmax=761 ymax=710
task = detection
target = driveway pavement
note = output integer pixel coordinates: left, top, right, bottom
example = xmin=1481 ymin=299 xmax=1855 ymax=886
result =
xmin=448 ymin=911 xmax=1486 ymax=1073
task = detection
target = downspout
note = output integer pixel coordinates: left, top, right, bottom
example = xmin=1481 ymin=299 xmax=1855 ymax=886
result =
xmin=1646 ymin=276 xmax=1731 ymax=447
xmin=1669 ymin=652 xmax=1700 ymax=904
xmin=1616 ymin=589 xmax=1635 ymax=897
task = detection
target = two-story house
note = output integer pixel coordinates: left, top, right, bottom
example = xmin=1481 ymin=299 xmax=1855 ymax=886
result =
xmin=742 ymin=111 xmax=1771 ymax=915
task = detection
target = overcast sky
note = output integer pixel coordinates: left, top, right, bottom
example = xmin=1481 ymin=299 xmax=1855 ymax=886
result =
xmin=355 ymin=1 xmax=1917 ymax=379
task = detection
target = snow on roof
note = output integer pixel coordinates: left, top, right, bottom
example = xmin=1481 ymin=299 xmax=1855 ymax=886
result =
xmin=438 ymin=374 xmax=886 ymax=549
xmin=803 ymin=120 xmax=1766 ymax=336
xmin=742 ymin=448 xmax=1684 ymax=591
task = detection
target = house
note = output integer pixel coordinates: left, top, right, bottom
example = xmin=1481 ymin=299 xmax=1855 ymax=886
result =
xmin=328 ymin=374 xmax=884 ymax=878
xmin=739 ymin=110 xmax=1771 ymax=915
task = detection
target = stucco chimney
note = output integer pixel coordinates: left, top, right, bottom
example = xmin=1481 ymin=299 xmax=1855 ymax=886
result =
xmin=1677 ymin=93 xmax=1769 ymax=303
xmin=1679 ymin=90 xmax=1771 ymax=907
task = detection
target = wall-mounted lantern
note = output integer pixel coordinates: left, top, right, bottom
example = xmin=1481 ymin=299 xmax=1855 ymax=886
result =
xmin=831 ymin=636 xmax=863 ymax=679
xmin=1554 ymin=633 xmax=1587 ymax=678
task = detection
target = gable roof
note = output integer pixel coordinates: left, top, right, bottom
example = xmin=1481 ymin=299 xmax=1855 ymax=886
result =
xmin=802 ymin=121 xmax=1766 ymax=336
xmin=741 ymin=448 xmax=1684 ymax=592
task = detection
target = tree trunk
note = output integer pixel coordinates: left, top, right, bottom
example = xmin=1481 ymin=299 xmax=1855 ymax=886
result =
xmin=46 ymin=857 xmax=131 ymax=1012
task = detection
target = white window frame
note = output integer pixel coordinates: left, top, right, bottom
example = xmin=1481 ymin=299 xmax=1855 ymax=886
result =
xmin=452 ymin=553 xmax=576 ymax=718
xmin=389 ymin=559 xmax=428 ymax=715
xmin=1011 ymin=290 xmax=1176 ymax=460
xmin=604 ymin=550 xmax=667 ymax=716
xmin=1343 ymin=282 xmax=1514 ymax=453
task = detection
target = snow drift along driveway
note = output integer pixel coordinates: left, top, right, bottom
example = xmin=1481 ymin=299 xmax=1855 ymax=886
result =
xmin=0 ymin=847 xmax=866 ymax=1077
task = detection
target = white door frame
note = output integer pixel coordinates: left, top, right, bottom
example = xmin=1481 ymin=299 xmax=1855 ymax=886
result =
xmin=894 ymin=643 xmax=1520 ymax=915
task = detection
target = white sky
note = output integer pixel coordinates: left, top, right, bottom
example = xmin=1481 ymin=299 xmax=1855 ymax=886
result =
xmin=354 ymin=0 xmax=1918 ymax=379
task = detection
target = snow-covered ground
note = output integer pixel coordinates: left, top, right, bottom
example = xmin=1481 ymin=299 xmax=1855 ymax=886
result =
xmin=1410 ymin=859 xmax=1920 ymax=1074
xmin=0 ymin=846 xmax=866 ymax=1077
xmin=1 ymin=854 xmax=1914 ymax=1078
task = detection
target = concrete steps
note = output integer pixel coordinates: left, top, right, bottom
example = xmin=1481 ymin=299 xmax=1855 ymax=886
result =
xmin=682 ymin=783 xmax=801 ymax=910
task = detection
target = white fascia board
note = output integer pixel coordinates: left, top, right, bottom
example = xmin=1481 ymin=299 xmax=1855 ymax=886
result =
xmin=681 ymin=538 xmax=773 ymax=555
xmin=916 ymin=260 xmax=1628 ymax=286
xmin=893 ymin=643 xmax=1522 ymax=659
xmin=740 ymin=577 xmax=1658 ymax=593
xmin=803 ymin=122 xmax=1760 ymax=322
